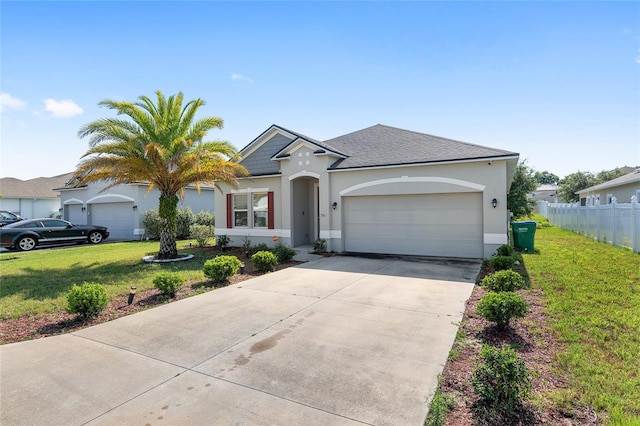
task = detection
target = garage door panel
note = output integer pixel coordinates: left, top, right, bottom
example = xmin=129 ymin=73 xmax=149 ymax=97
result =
xmin=89 ymin=202 xmax=134 ymax=240
xmin=344 ymin=193 xmax=482 ymax=258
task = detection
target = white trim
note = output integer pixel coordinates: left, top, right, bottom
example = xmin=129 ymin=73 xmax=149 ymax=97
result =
xmin=239 ymin=126 xmax=297 ymax=159
xmin=339 ymin=176 xmax=485 ymax=196
xmin=319 ymin=230 xmax=342 ymax=239
xmin=288 ymin=171 xmax=321 ymax=181
xmin=328 ymin=155 xmax=520 ymax=173
xmin=236 ymin=174 xmax=281 ymax=180
xmin=484 ymin=233 xmax=508 ymax=244
xmin=86 ymin=194 xmax=135 ymax=204
xmin=63 ymin=198 xmax=84 ymax=205
xmin=216 ymin=228 xmax=291 ymax=238
xmin=272 ymin=139 xmax=346 ymax=161
xmin=230 ymin=188 xmax=270 ymax=194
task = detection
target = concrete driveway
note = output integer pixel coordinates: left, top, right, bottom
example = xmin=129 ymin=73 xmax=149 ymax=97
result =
xmin=0 ymin=255 xmax=479 ymax=426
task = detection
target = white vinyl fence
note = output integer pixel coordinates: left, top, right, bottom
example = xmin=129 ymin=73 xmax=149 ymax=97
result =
xmin=539 ymin=196 xmax=640 ymax=253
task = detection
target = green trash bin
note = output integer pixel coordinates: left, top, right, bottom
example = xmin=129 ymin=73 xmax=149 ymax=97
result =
xmin=511 ymin=221 xmax=536 ymax=252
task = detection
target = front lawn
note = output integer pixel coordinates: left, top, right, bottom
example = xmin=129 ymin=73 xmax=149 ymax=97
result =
xmin=0 ymin=241 xmax=208 ymax=320
xmin=0 ymin=241 xmax=299 ymax=344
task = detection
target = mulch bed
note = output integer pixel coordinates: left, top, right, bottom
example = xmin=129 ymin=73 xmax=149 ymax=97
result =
xmin=0 ymin=247 xmax=302 ymax=345
xmin=440 ymin=262 xmax=602 ymax=425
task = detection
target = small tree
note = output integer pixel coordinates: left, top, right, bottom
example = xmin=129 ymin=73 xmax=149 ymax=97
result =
xmin=558 ymin=171 xmax=597 ymax=203
xmin=507 ymin=162 xmax=537 ymax=219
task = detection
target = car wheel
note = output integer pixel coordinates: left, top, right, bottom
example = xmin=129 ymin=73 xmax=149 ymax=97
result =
xmin=16 ymin=236 xmax=37 ymax=251
xmin=88 ymin=231 xmax=103 ymax=244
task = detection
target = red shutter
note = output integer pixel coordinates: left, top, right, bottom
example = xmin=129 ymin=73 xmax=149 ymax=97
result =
xmin=226 ymin=193 xmax=233 ymax=228
xmin=267 ymin=191 xmax=274 ymax=230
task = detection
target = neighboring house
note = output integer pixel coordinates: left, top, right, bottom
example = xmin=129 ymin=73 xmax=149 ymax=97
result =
xmin=0 ymin=173 xmax=73 ymax=219
xmin=530 ymin=184 xmax=559 ymax=208
xmin=577 ymin=168 xmax=640 ymax=206
xmin=215 ymin=124 xmax=519 ymax=259
xmin=57 ymin=179 xmax=215 ymax=241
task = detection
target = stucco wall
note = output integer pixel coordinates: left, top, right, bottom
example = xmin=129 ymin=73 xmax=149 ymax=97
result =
xmin=0 ymin=198 xmax=60 ymax=219
xmin=217 ymin=138 xmax=514 ymax=258
xmin=59 ymin=181 xmax=214 ymax=240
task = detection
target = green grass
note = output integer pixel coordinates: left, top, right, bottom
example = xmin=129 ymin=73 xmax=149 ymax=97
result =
xmin=522 ymin=226 xmax=640 ymax=423
xmin=0 ymin=241 xmax=215 ymax=319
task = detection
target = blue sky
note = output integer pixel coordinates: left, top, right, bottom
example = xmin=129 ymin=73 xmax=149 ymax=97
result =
xmin=1 ymin=1 xmax=639 ymax=181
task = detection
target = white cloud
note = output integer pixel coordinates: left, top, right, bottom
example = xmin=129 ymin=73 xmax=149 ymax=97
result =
xmin=0 ymin=93 xmax=26 ymax=112
xmin=231 ymin=73 xmax=255 ymax=84
xmin=43 ymin=98 xmax=83 ymax=117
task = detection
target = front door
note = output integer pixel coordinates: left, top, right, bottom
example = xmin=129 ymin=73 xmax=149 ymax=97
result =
xmin=291 ymin=177 xmax=319 ymax=247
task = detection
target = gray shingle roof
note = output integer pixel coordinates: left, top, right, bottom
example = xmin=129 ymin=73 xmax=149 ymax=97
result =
xmin=578 ymin=168 xmax=640 ymax=193
xmin=0 ymin=173 xmax=74 ymax=198
xmin=322 ymin=124 xmax=517 ymax=170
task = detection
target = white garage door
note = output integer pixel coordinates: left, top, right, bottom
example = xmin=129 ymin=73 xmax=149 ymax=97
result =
xmin=344 ymin=193 xmax=483 ymax=258
xmin=89 ymin=202 xmax=134 ymax=240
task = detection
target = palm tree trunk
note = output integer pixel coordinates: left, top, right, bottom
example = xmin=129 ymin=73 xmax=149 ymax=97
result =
xmin=158 ymin=193 xmax=179 ymax=259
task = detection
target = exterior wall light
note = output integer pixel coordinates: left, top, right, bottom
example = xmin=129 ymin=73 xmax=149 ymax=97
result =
xmin=332 ymin=202 xmax=338 ymax=210
xmin=492 ymin=198 xmax=498 ymax=208
xmin=81 ymin=206 xmax=86 ymax=212
xmin=132 ymin=205 xmax=138 ymax=211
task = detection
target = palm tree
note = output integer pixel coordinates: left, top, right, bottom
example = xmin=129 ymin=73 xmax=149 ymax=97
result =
xmin=74 ymin=91 xmax=247 ymax=259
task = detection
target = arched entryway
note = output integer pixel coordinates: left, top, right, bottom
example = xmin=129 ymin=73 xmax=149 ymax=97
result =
xmin=291 ymin=176 xmax=319 ymax=247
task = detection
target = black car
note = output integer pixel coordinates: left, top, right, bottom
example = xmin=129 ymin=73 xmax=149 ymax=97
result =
xmin=0 ymin=210 xmax=24 ymax=227
xmin=0 ymin=219 xmax=109 ymax=251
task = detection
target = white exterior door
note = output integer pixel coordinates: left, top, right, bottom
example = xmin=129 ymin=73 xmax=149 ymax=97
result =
xmin=89 ymin=202 xmax=134 ymax=240
xmin=343 ymin=193 xmax=483 ymax=258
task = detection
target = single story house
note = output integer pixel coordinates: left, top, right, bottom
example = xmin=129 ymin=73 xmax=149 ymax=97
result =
xmin=0 ymin=173 xmax=73 ymax=219
xmin=215 ymin=124 xmax=519 ymax=259
xmin=530 ymin=184 xmax=559 ymax=211
xmin=577 ymin=168 xmax=640 ymax=206
xmin=57 ymin=179 xmax=215 ymax=240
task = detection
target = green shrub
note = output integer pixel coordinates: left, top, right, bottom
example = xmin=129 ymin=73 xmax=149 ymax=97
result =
xmin=252 ymin=250 xmax=278 ymax=272
xmin=143 ymin=207 xmax=204 ymax=240
xmin=481 ymin=270 xmax=526 ymax=292
xmin=190 ymin=224 xmax=215 ymax=247
xmin=471 ymin=344 xmax=534 ymax=416
xmin=273 ymin=244 xmax=297 ymax=263
xmin=477 ymin=292 xmax=529 ymax=330
xmin=66 ymin=282 xmax=109 ymax=319
xmin=176 ymin=207 xmax=196 ymax=239
xmin=142 ymin=209 xmax=163 ymax=239
xmin=489 ymin=255 xmax=515 ymax=271
xmin=313 ymin=238 xmax=327 ymax=254
xmin=253 ymin=243 xmax=271 ymax=254
xmin=203 ymin=255 xmax=242 ymax=283
xmin=153 ymin=272 xmax=185 ymax=298
xmin=194 ymin=210 xmax=215 ymax=227
xmin=496 ymin=244 xmax=514 ymax=257
xmin=216 ymin=235 xmax=230 ymax=251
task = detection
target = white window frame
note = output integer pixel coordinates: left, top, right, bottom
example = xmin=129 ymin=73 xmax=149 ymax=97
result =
xmin=252 ymin=192 xmax=268 ymax=228
xmin=233 ymin=194 xmax=248 ymax=227
xmin=606 ymin=193 xmax=614 ymax=204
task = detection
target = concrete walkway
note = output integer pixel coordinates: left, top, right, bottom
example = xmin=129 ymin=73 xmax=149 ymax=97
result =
xmin=0 ymin=255 xmax=479 ymax=426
